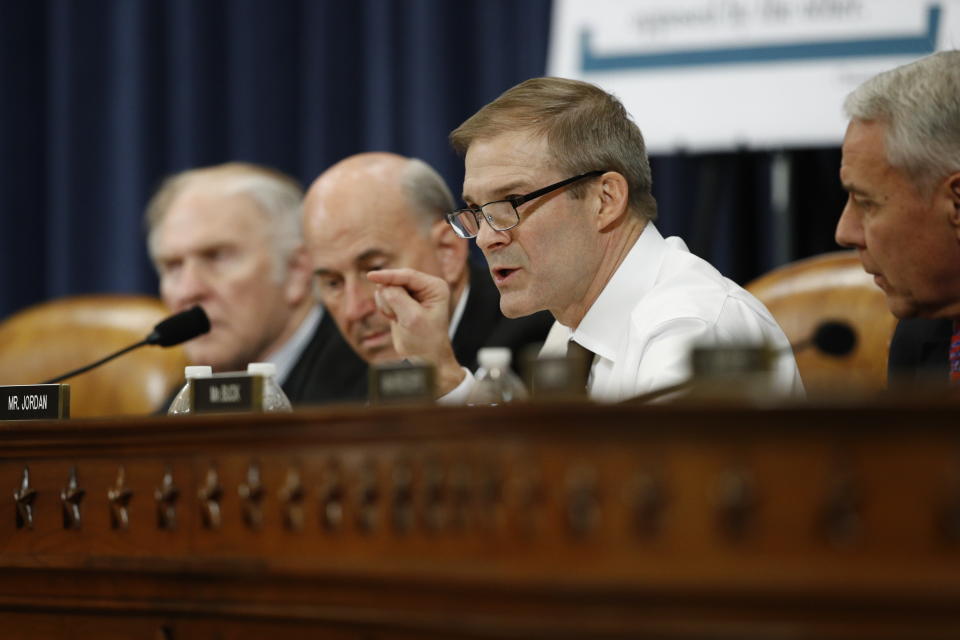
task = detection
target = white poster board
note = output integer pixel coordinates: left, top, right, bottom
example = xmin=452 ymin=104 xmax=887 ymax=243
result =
xmin=548 ymin=0 xmax=960 ymax=153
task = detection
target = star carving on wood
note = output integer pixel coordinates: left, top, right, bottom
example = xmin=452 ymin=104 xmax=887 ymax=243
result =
xmin=198 ymin=465 xmax=224 ymax=530
xmin=279 ymin=466 xmax=305 ymax=532
xmin=107 ymin=466 xmax=134 ymax=530
xmin=13 ymin=466 xmax=38 ymax=530
xmin=238 ymin=461 xmax=265 ymax=530
xmin=154 ymin=466 xmax=179 ymax=531
xmin=60 ymin=466 xmax=86 ymax=530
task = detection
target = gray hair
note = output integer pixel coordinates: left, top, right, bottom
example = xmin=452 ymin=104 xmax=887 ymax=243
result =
xmin=145 ymin=162 xmax=304 ymax=281
xmin=400 ymin=157 xmax=456 ymax=231
xmin=844 ymin=50 xmax=960 ymax=192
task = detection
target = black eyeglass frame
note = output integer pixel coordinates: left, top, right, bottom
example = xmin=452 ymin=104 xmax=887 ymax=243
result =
xmin=445 ymin=170 xmax=606 ymax=239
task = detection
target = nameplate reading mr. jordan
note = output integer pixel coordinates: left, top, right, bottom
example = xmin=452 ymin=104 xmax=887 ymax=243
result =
xmin=0 ymin=384 xmax=70 ymax=420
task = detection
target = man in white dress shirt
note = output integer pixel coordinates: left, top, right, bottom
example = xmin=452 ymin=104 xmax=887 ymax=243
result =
xmin=301 ymin=152 xmax=553 ymax=394
xmin=367 ymin=77 xmax=803 ymax=401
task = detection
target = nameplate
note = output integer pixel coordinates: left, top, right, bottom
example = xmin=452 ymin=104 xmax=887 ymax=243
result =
xmin=527 ymin=354 xmax=589 ymax=400
xmin=0 ymin=384 xmax=70 ymax=420
xmin=691 ymin=345 xmax=773 ymax=378
xmin=369 ymin=361 xmax=435 ymax=405
xmin=192 ymin=375 xmax=264 ymax=414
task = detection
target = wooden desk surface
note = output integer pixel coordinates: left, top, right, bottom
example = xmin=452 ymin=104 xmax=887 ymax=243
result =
xmin=1 ymin=400 xmax=958 ymax=638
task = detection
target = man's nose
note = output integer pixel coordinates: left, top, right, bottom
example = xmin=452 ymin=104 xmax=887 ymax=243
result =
xmin=343 ymin=276 xmax=377 ymax=322
xmin=835 ymin=200 xmax=864 ymax=249
xmin=475 ymin=214 xmax=511 ymax=253
xmin=166 ymin=260 xmax=211 ymax=310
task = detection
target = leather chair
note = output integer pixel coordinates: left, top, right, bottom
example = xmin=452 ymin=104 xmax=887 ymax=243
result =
xmin=745 ymin=251 xmax=898 ymax=393
xmin=0 ymin=295 xmax=188 ymax=418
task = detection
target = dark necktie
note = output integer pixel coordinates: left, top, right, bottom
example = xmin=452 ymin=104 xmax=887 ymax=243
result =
xmin=566 ymin=339 xmax=594 ymax=392
xmin=950 ymin=320 xmax=960 ymax=384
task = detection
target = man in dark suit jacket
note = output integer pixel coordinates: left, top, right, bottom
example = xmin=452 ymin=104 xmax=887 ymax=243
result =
xmin=834 ymin=52 xmax=960 ymax=385
xmin=281 ymin=311 xmax=367 ymax=405
xmin=887 ymin=317 xmax=952 ymax=386
xmin=287 ymin=262 xmax=550 ymax=403
xmin=147 ymin=162 xmax=367 ymax=409
xmin=302 ymin=153 xmax=552 ymax=396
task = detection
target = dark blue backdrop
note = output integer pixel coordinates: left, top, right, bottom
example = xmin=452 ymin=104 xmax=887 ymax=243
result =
xmin=0 ymin=0 xmax=845 ymax=321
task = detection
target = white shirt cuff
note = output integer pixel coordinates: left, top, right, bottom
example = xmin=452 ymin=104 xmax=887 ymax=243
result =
xmin=437 ymin=367 xmax=475 ymax=405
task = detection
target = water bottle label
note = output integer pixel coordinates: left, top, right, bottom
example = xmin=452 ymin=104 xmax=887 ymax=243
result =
xmin=192 ymin=374 xmax=264 ymax=413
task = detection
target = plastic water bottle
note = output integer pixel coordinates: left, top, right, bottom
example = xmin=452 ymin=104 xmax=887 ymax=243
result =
xmin=466 ymin=347 xmax=527 ymax=406
xmin=167 ymin=365 xmax=213 ymax=415
xmin=247 ymin=362 xmax=293 ymax=412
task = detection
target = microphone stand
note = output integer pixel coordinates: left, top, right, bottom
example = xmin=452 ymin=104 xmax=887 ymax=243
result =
xmin=37 ymin=305 xmax=209 ymax=385
xmin=42 ymin=339 xmax=149 ymax=384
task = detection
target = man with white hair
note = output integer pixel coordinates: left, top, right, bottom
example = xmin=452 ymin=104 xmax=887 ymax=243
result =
xmin=834 ymin=51 xmax=960 ymax=384
xmin=146 ymin=162 xmax=366 ymax=405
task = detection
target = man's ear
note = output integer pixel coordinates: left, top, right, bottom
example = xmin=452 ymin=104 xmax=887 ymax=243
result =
xmin=949 ymin=173 xmax=960 ymax=231
xmin=429 ymin=219 xmax=468 ymax=286
xmin=595 ymin=171 xmax=630 ymax=231
xmin=284 ymin=245 xmax=314 ymax=305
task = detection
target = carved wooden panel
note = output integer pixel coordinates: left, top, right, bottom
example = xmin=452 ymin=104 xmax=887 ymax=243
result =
xmin=0 ymin=402 xmax=958 ymax=638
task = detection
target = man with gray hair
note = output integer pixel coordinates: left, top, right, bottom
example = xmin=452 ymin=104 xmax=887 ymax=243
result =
xmin=834 ymin=51 xmax=960 ymax=384
xmin=147 ymin=161 xmax=366 ymax=405
xmin=366 ymin=78 xmax=802 ymax=401
xmin=302 ymin=152 xmax=552 ymax=387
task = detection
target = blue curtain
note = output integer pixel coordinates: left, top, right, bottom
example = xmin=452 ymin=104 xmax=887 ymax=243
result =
xmin=0 ymin=0 xmax=843 ymax=320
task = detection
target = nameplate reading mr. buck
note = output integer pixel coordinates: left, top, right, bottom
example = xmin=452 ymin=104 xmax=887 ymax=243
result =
xmin=0 ymin=384 xmax=70 ymax=420
xmin=192 ymin=375 xmax=264 ymax=414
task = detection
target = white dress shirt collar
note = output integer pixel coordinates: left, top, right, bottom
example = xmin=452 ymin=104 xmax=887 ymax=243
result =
xmin=571 ymin=222 xmax=668 ymax=363
xmin=448 ymin=284 xmax=469 ymax=339
xmin=265 ymin=305 xmax=323 ymax=386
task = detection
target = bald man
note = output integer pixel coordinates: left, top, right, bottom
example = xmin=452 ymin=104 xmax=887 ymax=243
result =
xmin=303 ymin=152 xmax=552 ymax=394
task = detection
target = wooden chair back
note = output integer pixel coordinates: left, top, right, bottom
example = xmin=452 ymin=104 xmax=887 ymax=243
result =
xmin=745 ymin=251 xmax=897 ymax=392
xmin=0 ymin=295 xmax=188 ymax=417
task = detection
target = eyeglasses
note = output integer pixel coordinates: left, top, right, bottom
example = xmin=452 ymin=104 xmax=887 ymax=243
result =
xmin=445 ymin=170 xmax=605 ymax=239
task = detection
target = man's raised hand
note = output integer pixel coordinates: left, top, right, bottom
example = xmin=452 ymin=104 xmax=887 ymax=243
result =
xmin=367 ymin=268 xmax=466 ymax=395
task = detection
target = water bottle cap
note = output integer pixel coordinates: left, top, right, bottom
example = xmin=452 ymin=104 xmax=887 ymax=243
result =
xmin=477 ymin=347 xmax=511 ymax=369
xmin=184 ymin=365 xmax=213 ymax=379
xmin=247 ymin=362 xmax=277 ymax=377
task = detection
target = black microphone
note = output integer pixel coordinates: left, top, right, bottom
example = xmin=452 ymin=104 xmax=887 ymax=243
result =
xmin=145 ymin=305 xmax=211 ymax=347
xmin=41 ymin=305 xmax=210 ymax=384
xmin=794 ymin=320 xmax=857 ymax=358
